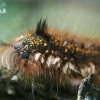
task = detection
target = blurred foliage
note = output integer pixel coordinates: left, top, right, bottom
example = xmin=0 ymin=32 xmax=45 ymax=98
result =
xmin=0 ymin=68 xmax=77 ymax=100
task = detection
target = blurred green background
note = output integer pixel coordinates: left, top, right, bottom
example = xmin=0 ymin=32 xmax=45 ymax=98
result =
xmin=0 ymin=0 xmax=100 ymax=42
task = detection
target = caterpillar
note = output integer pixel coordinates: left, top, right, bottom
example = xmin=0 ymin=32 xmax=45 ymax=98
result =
xmin=1 ymin=19 xmax=100 ymax=95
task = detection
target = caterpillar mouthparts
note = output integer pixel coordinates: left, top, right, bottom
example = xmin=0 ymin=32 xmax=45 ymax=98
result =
xmin=1 ymin=19 xmax=100 ymax=92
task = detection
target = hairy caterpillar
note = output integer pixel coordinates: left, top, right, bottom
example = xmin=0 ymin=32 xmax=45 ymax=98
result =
xmin=1 ymin=19 xmax=100 ymax=95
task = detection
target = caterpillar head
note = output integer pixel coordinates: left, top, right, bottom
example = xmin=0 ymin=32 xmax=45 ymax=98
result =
xmin=1 ymin=19 xmax=50 ymax=81
xmin=11 ymin=19 xmax=48 ymax=60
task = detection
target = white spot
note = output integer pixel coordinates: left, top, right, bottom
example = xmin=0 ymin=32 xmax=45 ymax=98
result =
xmin=63 ymin=40 xmax=67 ymax=46
xmin=87 ymin=67 xmax=91 ymax=73
xmin=62 ymin=63 xmax=69 ymax=74
xmin=34 ymin=53 xmax=41 ymax=61
xmin=80 ymin=63 xmax=95 ymax=77
xmin=62 ymin=62 xmax=77 ymax=74
xmin=90 ymin=63 xmax=95 ymax=73
xmin=56 ymin=62 xmax=61 ymax=68
xmin=68 ymin=62 xmax=75 ymax=71
xmin=80 ymin=68 xmax=86 ymax=77
xmin=46 ymin=56 xmax=61 ymax=68
xmin=41 ymin=57 xmax=44 ymax=64
xmin=11 ymin=75 xmax=18 ymax=81
xmin=87 ymin=63 xmax=95 ymax=74
xmin=7 ymin=89 xmax=15 ymax=95
xmin=46 ymin=55 xmax=54 ymax=67
xmin=52 ymin=57 xmax=60 ymax=65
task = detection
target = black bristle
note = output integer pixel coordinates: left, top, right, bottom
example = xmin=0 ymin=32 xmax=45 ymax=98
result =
xmin=36 ymin=18 xmax=42 ymax=34
xmin=41 ymin=19 xmax=47 ymax=34
xmin=35 ymin=19 xmax=47 ymax=36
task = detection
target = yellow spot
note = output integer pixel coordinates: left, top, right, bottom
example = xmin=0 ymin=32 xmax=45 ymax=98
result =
xmin=64 ymin=57 xmax=67 ymax=60
xmin=44 ymin=43 xmax=47 ymax=46
xmin=24 ymin=45 xmax=28 ymax=50
xmin=36 ymin=42 xmax=39 ymax=46
xmin=30 ymin=45 xmax=33 ymax=47
xmin=70 ymin=58 xmax=74 ymax=61
xmin=31 ymin=37 xmax=34 ymax=40
xmin=65 ymin=49 xmax=67 ymax=52
xmin=76 ymin=47 xmax=81 ymax=52
xmin=30 ymin=41 xmax=34 ymax=45
xmin=26 ymin=31 xmax=31 ymax=36
xmin=19 ymin=40 xmax=25 ymax=44
xmin=39 ymin=40 xmax=43 ymax=42
xmin=45 ymin=50 xmax=49 ymax=53
xmin=51 ymin=50 xmax=54 ymax=53
xmin=67 ymin=44 xmax=72 ymax=49
xmin=54 ymin=39 xmax=58 ymax=42
xmin=27 ymin=38 xmax=30 ymax=41
xmin=34 ymin=42 xmax=37 ymax=44
xmin=37 ymin=36 xmax=40 ymax=38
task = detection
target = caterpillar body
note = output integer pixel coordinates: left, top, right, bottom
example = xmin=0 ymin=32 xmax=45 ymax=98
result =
xmin=1 ymin=19 xmax=100 ymax=93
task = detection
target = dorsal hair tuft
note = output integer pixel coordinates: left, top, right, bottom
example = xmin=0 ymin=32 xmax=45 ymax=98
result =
xmin=35 ymin=19 xmax=47 ymax=36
